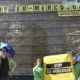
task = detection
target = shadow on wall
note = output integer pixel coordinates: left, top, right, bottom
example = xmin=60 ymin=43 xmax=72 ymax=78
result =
xmin=5 ymin=22 xmax=48 ymax=74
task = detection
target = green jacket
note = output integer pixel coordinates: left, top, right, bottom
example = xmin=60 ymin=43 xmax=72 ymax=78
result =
xmin=33 ymin=65 xmax=44 ymax=80
xmin=0 ymin=56 xmax=17 ymax=76
xmin=73 ymin=63 xmax=80 ymax=80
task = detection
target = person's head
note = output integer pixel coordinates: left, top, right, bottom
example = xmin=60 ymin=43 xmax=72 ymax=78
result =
xmin=35 ymin=58 xmax=43 ymax=66
xmin=72 ymin=55 xmax=76 ymax=64
xmin=1 ymin=47 xmax=8 ymax=57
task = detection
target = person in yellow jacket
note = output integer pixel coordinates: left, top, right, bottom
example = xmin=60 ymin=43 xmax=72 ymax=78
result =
xmin=33 ymin=58 xmax=44 ymax=80
xmin=0 ymin=47 xmax=17 ymax=80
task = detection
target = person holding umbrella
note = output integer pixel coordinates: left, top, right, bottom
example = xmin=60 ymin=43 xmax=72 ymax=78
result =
xmin=0 ymin=47 xmax=17 ymax=80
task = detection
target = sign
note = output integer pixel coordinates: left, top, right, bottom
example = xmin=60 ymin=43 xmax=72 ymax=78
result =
xmin=44 ymin=54 xmax=75 ymax=80
xmin=15 ymin=4 xmax=80 ymax=16
xmin=0 ymin=6 xmax=9 ymax=13
xmin=15 ymin=4 xmax=80 ymax=12
xmin=0 ymin=4 xmax=80 ymax=16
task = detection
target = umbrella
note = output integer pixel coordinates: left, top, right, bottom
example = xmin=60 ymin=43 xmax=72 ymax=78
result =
xmin=0 ymin=42 xmax=15 ymax=58
xmin=76 ymin=53 xmax=80 ymax=61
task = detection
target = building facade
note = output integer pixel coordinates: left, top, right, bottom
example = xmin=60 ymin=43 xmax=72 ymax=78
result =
xmin=0 ymin=0 xmax=80 ymax=75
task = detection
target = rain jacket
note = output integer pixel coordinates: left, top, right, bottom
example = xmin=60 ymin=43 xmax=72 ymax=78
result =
xmin=33 ymin=65 xmax=44 ymax=80
xmin=0 ymin=56 xmax=17 ymax=77
xmin=73 ymin=63 xmax=80 ymax=80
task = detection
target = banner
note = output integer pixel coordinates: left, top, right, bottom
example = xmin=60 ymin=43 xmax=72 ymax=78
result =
xmin=15 ymin=4 xmax=80 ymax=12
xmin=0 ymin=4 xmax=80 ymax=16
xmin=44 ymin=53 xmax=75 ymax=80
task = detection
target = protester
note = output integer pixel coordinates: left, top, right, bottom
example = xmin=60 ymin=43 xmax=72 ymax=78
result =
xmin=0 ymin=47 xmax=17 ymax=80
xmin=33 ymin=58 xmax=44 ymax=80
xmin=72 ymin=55 xmax=80 ymax=80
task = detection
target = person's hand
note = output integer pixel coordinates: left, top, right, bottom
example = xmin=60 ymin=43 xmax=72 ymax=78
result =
xmin=8 ymin=71 xmax=12 ymax=77
xmin=77 ymin=77 xmax=80 ymax=80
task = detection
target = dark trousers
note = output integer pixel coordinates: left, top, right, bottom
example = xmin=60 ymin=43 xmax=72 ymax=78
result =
xmin=0 ymin=76 xmax=10 ymax=80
